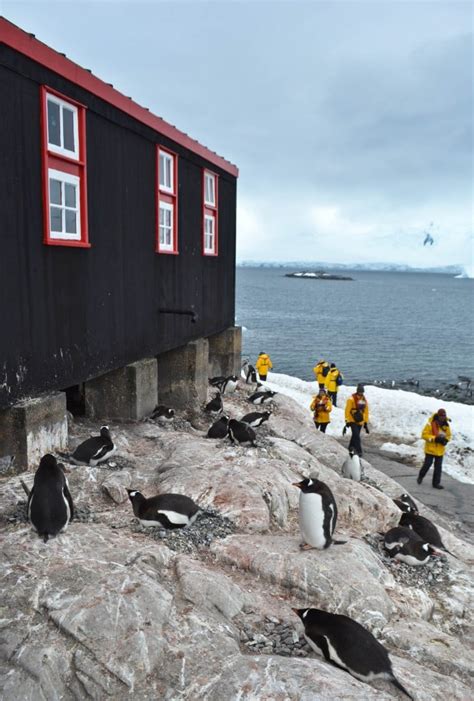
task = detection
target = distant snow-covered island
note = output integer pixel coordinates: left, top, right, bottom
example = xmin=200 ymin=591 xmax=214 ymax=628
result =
xmin=285 ymin=271 xmax=354 ymax=281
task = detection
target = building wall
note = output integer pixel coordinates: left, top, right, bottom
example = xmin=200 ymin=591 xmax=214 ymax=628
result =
xmin=0 ymin=46 xmax=237 ymax=409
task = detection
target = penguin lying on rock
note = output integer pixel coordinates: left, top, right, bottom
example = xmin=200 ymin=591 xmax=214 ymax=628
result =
xmin=28 ymin=454 xmax=74 ymax=542
xmin=293 ymin=478 xmax=346 ymax=550
xmin=70 ymin=426 xmax=116 ymax=466
xmin=209 ymin=375 xmax=226 ymax=388
xmin=239 ymin=410 xmax=271 ymax=428
xmin=384 ymin=526 xmax=437 ymax=565
xmin=248 ymin=390 xmax=277 ymax=405
xmin=228 ymin=419 xmax=257 ymax=447
xmin=341 ymin=451 xmax=361 ymax=481
xmin=150 ymin=405 xmax=175 ymax=422
xmin=393 ymin=493 xmax=418 ymax=515
xmin=218 ymin=375 xmax=239 ymax=394
xmin=205 ymin=392 xmax=223 ymax=416
xmin=293 ymin=608 xmax=413 ymax=700
xmin=399 ymin=512 xmax=455 ymax=557
xmin=127 ymin=490 xmax=200 ymax=529
xmin=207 ymin=415 xmax=230 ymax=439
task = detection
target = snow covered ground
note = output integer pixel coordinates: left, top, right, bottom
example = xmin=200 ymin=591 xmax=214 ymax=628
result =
xmin=262 ymin=372 xmax=474 ymax=485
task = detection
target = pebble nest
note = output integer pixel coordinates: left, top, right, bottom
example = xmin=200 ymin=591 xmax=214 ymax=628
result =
xmin=237 ymin=616 xmax=311 ymax=657
xmin=130 ymin=509 xmax=236 ymax=553
xmin=6 ymin=500 xmax=98 ymax=524
xmin=364 ymin=533 xmax=450 ymax=588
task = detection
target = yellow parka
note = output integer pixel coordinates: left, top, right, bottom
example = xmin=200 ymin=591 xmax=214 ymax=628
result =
xmin=310 ymin=394 xmax=332 ymax=423
xmin=422 ymin=414 xmax=452 ymax=456
xmin=326 ymin=368 xmax=343 ymax=393
xmin=345 ymin=393 xmax=369 ymax=425
xmin=255 ymin=353 xmax=273 ymax=375
xmin=313 ymin=361 xmax=330 ymax=385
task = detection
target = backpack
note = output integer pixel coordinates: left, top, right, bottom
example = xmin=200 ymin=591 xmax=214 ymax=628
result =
xmin=336 ymin=373 xmax=343 ymax=386
xmin=322 ymin=365 xmax=329 ymax=377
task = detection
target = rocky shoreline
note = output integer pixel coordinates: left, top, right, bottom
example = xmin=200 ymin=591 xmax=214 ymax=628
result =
xmin=0 ymin=385 xmax=473 ymax=699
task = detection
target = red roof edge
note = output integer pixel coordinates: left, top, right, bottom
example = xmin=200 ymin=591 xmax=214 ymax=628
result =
xmin=0 ymin=17 xmax=239 ymax=177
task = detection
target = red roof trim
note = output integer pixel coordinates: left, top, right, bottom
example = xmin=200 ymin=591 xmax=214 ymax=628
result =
xmin=0 ymin=17 xmax=239 ymax=177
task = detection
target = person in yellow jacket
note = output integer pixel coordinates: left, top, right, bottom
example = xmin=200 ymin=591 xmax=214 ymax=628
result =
xmin=313 ymin=360 xmax=330 ymax=389
xmin=255 ymin=352 xmax=273 ymax=381
xmin=344 ymin=383 xmax=369 ymax=456
xmin=310 ymin=388 xmax=333 ymax=433
xmin=326 ymin=363 xmax=344 ymax=406
xmin=417 ymin=408 xmax=452 ymax=489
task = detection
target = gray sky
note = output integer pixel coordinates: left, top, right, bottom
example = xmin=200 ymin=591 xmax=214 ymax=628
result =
xmin=3 ymin=0 xmax=473 ymax=268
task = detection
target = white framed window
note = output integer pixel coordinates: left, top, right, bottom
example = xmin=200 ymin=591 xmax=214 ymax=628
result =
xmin=159 ymin=201 xmax=174 ymax=251
xmin=204 ymin=171 xmax=216 ymax=206
xmin=159 ymin=150 xmax=174 ymax=193
xmin=48 ymin=168 xmax=81 ymax=240
xmin=46 ymin=93 xmax=80 ymax=160
xmin=204 ymin=213 xmax=216 ymax=254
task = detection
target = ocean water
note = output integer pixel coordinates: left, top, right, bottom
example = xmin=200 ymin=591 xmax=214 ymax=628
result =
xmin=236 ymin=267 xmax=474 ymax=386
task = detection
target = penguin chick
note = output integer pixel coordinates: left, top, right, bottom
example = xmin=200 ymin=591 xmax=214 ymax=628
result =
xmin=127 ymin=490 xmax=200 ymax=529
xmin=28 ymin=454 xmax=74 ymax=542
xmin=292 ymin=608 xmax=413 ymax=700
xmin=70 ymin=426 xmax=116 ymax=466
xmin=293 ymin=478 xmax=345 ymax=549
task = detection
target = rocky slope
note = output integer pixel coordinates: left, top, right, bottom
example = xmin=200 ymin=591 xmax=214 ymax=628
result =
xmin=0 ymin=386 xmax=473 ymax=700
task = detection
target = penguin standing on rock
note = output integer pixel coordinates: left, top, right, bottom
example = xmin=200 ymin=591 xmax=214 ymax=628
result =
xmin=384 ymin=526 xmax=435 ymax=565
xmin=293 ymin=478 xmax=345 ymax=550
xmin=239 ymin=410 xmax=271 ymax=428
xmin=127 ymin=490 xmax=199 ymax=529
xmin=228 ymin=419 xmax=257 ymax=447
xmin=399 ymin=512 xmax=455 ymax=557
xmin=292 ymin=608 xmax=414 ymax=700
xmin=28 ymin=454 xmax=74 ymax=542
xmin=341 ymin=451 xmax=361 ymax=481
xmin=205 ymin=392 xmax=223 ymax=416
xmin=207 ymin=415 xmax=230 ymax=439
xmin=70 ymin=426 xmax=116 ymax=466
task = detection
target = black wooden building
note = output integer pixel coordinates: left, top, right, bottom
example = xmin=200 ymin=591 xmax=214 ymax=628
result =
xmin=0 ymin=18 xmax=238 ymax=410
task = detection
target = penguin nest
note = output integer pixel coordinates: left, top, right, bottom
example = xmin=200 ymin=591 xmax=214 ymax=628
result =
xmin=130 ymin=509 xmax=236 ymax=553
xmin=236 ymin=615 xmax=311 ymax=657
xmin=363 ymin=534 xmax=451 ymax=588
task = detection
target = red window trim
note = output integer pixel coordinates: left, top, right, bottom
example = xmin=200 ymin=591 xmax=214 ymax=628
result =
xmin=202 ymin=170 xmax=218 ymax=256
xmin=40 ymin=85 xmax=90 ymax=247
xmin=156 ymin=146 xmax=179 ymax=254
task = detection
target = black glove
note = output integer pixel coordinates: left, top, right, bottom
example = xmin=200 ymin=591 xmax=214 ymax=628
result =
xmin=364 ymin=423 xmax=369 ymax=434
xmin=435 ymin=436 xmax=447 ymax=445
xmin=343 ymin=423 xmax=349 ymax=436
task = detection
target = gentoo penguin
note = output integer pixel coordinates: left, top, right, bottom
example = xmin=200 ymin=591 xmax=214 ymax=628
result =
xmin=219 ymin=375 xmax=239 ymax=394
xmin=399 ymin=512 xmax=455 ymax=557
xmin=241 ymin=360 xmax=258 ymax=385
xmin=150 ymin=405 xmax=175 ymax=422
xmin=70 ymin=426 xmax=116 ymax=466
xmin=205 ymin=392 xmax=223 ymax=416
xmin=127 ymin=490 xmax=199 ymax=529
xmin=239 ymin=410 xmax=271 ymax=428
xmin=384 ymin=526 xmax=435 ymax=565
xmin=292 ymin=608 xmax=413 ymax=700
xmin=341 ymin=451 xmax=361 ymax=481
xmin=28 ymin=454 xmax=74 ymax=542
xmin=393 ymin=493 xmax=419 ymax=515
xmin=228 ymin=419 xmax=257 ymax=447
xmin=209 ymin=375 xmax=226 ymax=388
xmin=248 ymin=390 xmax=277 ymax=405
xmin=293 ymin=478 xmax=344 ymax=550
xmin=207 ymin=415 xmax=230 ymax=439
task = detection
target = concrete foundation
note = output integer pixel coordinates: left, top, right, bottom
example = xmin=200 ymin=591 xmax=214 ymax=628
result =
xmin=157 ymin=338 xmax=209 ymax=412
xmin=85 ymin=358 xmax=158 ymax=421
xmin=0 ymin=392 xmax=68 ymax=473
xmin=208 ymin=326 xmax=242 ymax=377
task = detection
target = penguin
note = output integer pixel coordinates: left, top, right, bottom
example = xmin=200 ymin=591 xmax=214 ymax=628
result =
xmin=70 ymin=425 xmax=116 ymax=466
xmin=341 ymin=451 xmax=361 ymax=481
xmin=293 ymin=478 xmax=345 ymax=550
xmin=239 ymin=410 xmax=271 ymax=428
xmin=27 ymin=454 xmax=74 ymax=542
xmin=220 ymin=375 xmax=239 ymax=394
xmin=207 ymin=415 xmax=230 ymax=439
xmin=383 ymin=526 xmax=435 ymax=565
xmin=228 ymin=419 xmax=257 ymax=447
xmin=292 ymin=608 xmax=413 ymax=700
xmin=127 ymin=490 xmax=199 ymax=529
xmin=241 ymin=361 xmax=258 ymax=385
xmin=209 ymin=375 xmax=226 ymax=388
xmin=399 ymin=512 xmax=455 ymax=557
xmin=248 ymin=390 xmax=277 ymax=405
xmin=393 ymin=493 xmax=418 ymax=515
xmin=204 ymin=392 xmax=223 ymax=416
xmin=150 ymin=405 xmax=175 ymax=422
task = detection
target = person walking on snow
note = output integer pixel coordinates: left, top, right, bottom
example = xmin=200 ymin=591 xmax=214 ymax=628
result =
xmin=344 ymin=383 xmax=369 ymax=456
xmin=310 ymin=388 xmax=333 ymax=433
xmin=313 ymin=360 xmax=330 ymax=389
xmin=326 ymin=363 xmax=344 ymax=406
xmin=255 ymin=352 xmax=273 ymax=381
xmin=417 ymin=408 xmax=451 ymax=489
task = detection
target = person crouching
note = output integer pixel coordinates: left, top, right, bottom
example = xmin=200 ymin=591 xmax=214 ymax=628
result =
xmin=310 ymin=388 xmax=332 ymax=433
xmin=417 ymin=408 xmax=451 ymax=489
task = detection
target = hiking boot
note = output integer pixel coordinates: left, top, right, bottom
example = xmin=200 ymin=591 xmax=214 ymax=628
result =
xmin=416 ymin=477 xmax=422 ymax=485
xmin=433 ymin=485 xmax=444 ymax=489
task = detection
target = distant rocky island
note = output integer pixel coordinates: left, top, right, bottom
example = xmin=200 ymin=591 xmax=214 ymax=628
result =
xmin=285 ymin=271 xmax=354 ymax=281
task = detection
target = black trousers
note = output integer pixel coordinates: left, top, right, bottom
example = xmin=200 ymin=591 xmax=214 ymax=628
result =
xmin=418 ymin=454 xmax=443 ymax=487
xmin=348 ymin=423 xmax=363 ymax=456
xmin=328 ymin=391 xmax=338 ymax=406
xmin=315 ymin=422 xmax=328 ymax=433
xmin=318 ymin=382 xmax=326 ymax=389
xmin=258 ymin=374 xmax=267 ymax=381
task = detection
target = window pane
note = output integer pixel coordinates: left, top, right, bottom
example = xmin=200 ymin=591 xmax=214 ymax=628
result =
xmin=166 ymin=229 xmax=171 ymax=245
xmin=50 ymin=206 xmax=62 ymax=232
xmin=65 ymin=210 xmax=77 ymax=234
xmin=159 ymin=154 xmax=165 ymax=187
xmin=165 ymin=159 xmax=172 ymax=189
xmin=63 ymin=107 xmax=75 ymax=153
xmin=159 ymin=226 xmax=165 ymax=244
xmin=50 ymin=179 xmax=62 ymax=205
xmin=47 ymin=99 xmax=61 ymax=146
xmin=65 ymin=183 xmax=76 ymax=208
